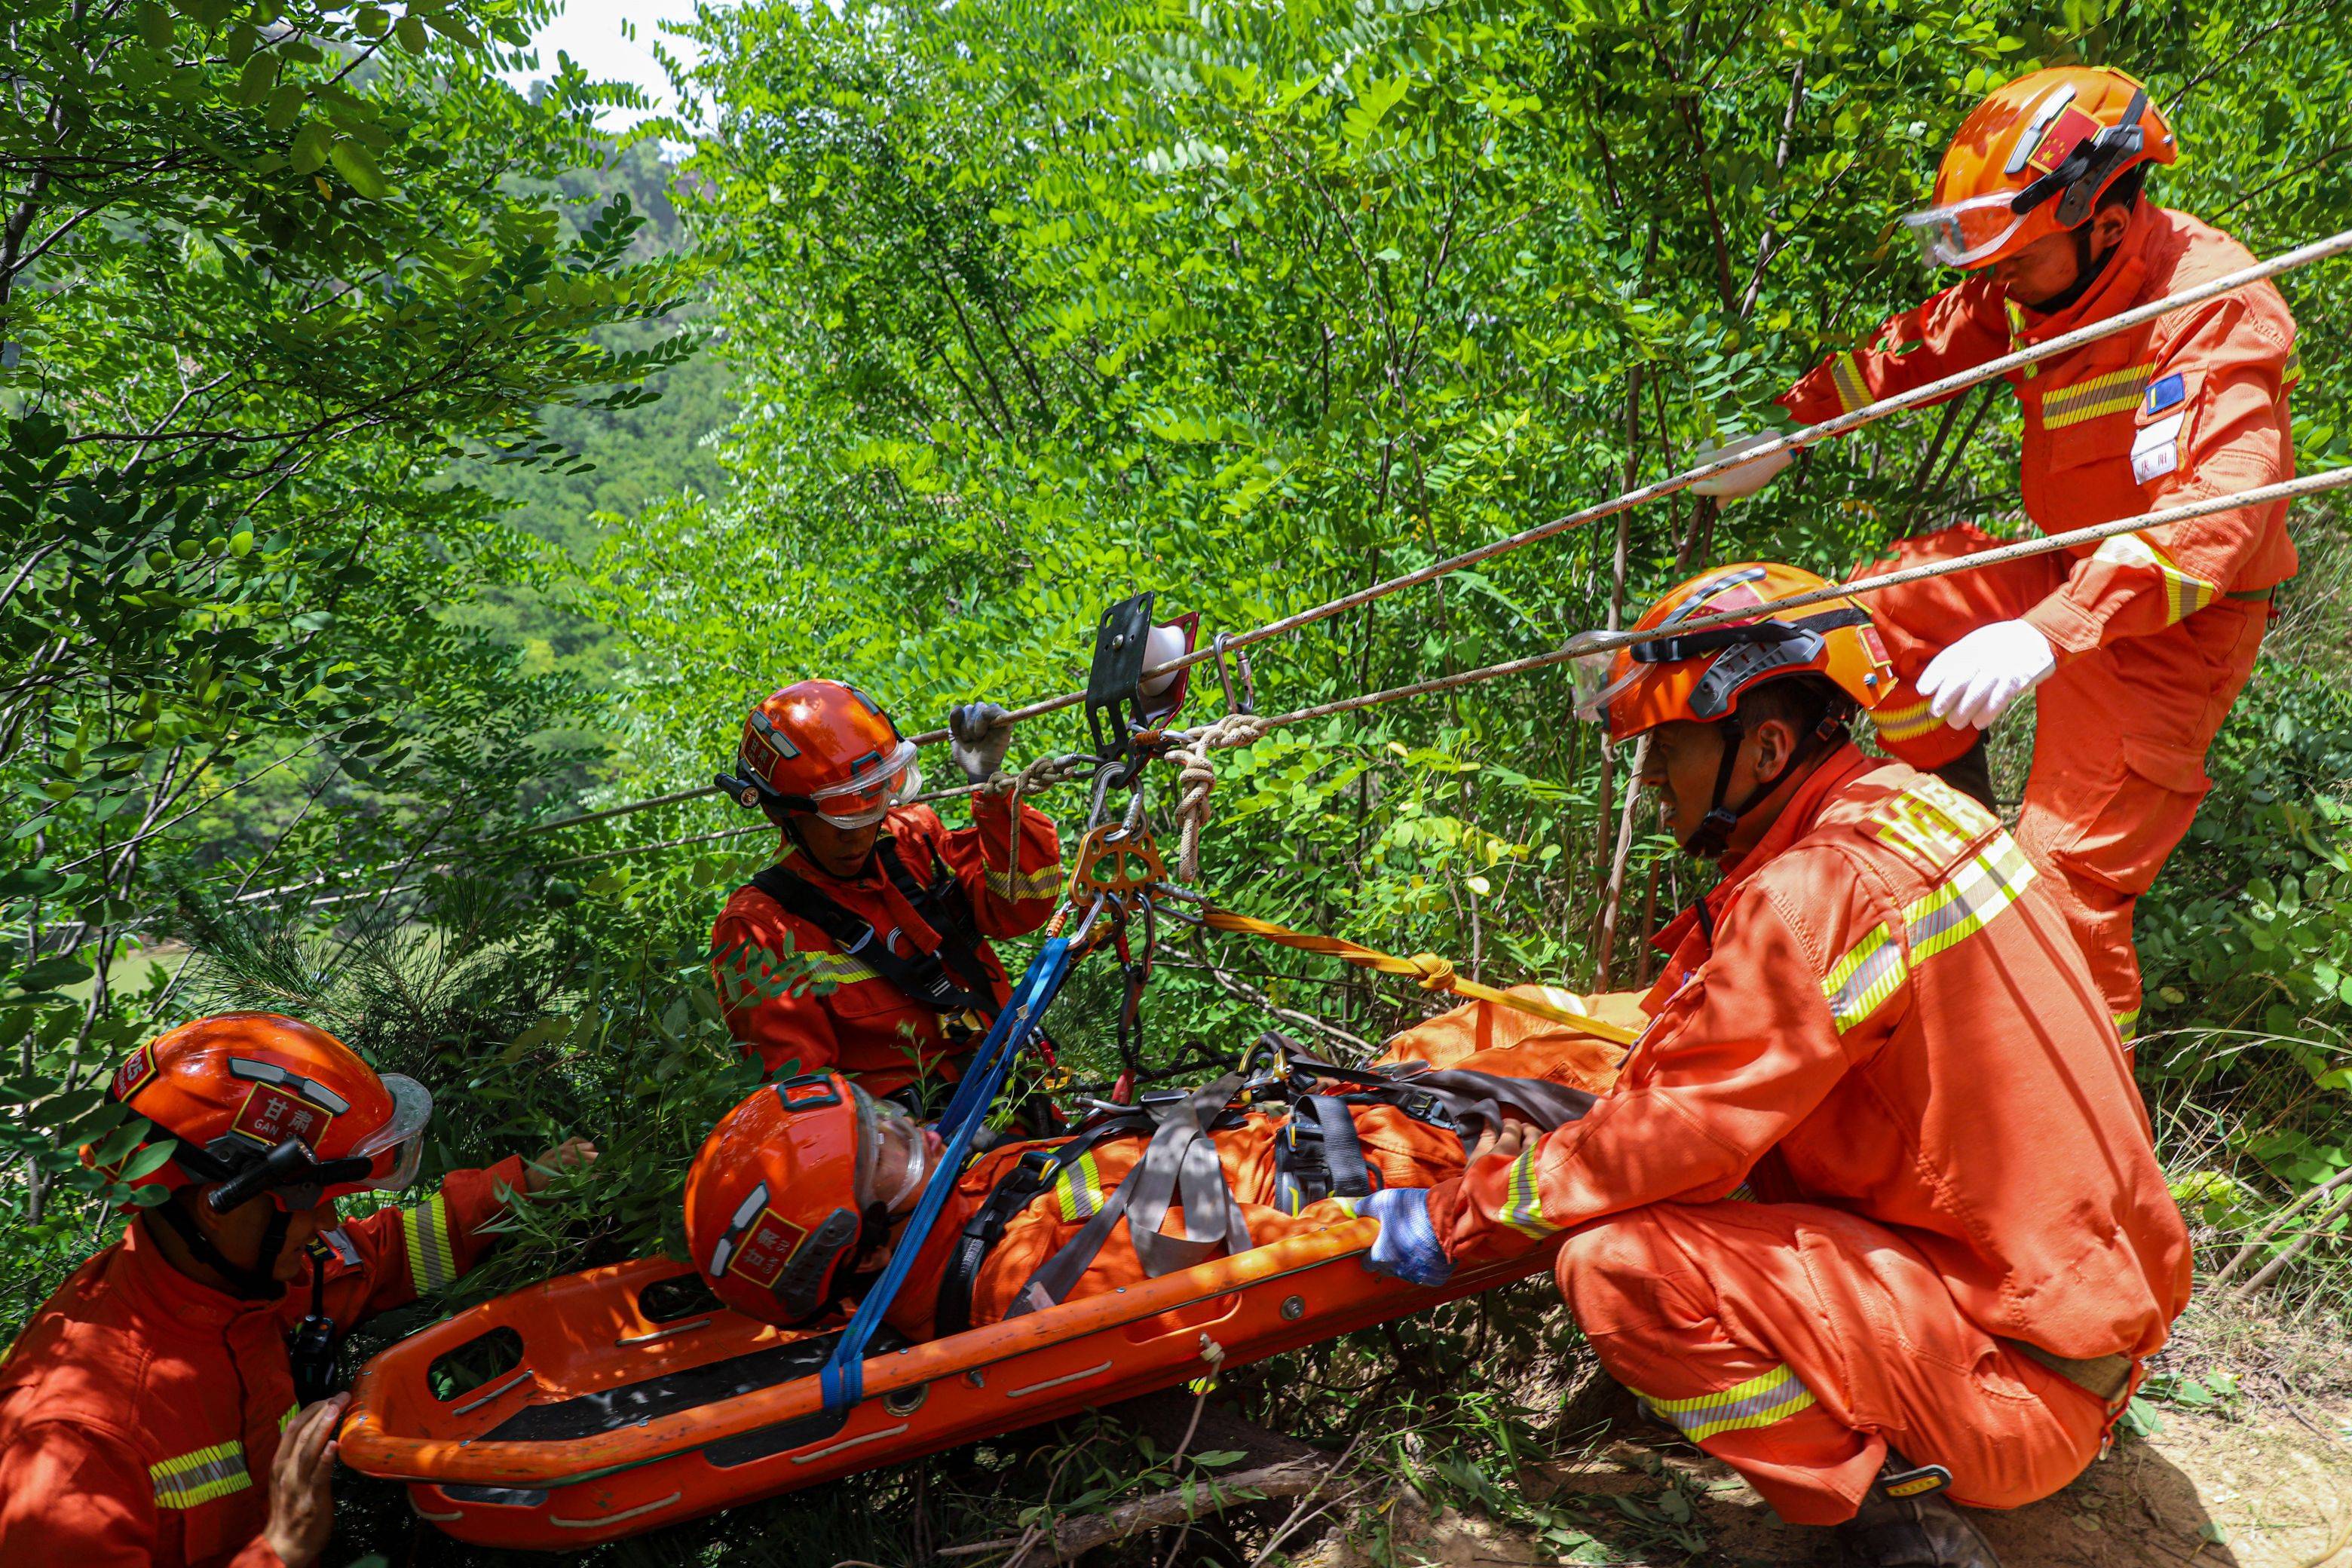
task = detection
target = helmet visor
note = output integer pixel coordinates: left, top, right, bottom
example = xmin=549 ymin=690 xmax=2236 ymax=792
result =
xmin=1900 ymin=191 xmax=2030 ymax=269
xmin=1570 ymin=648 xmax=1643 ymax=724
xmin=349 ymin=1073 xmax=433 ymax=1192
xmin=806 ymin=740 xmax=922 ymax=828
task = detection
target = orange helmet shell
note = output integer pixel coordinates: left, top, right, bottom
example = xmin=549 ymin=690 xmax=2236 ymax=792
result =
xmin=1591 ymin=562 xmax=1892 ymax=743
xmin=684 ymin=1074 xmax=884 ymax=1327
xmin=1917 ymin=66 xmax=2176 ymax=269
xmin=725 ymin=679 xmax=914 ymax=821
xmin=100 ymin=1012 xmax=423 ymax=1206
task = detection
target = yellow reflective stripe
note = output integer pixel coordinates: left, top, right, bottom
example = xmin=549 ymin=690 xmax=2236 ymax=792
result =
xmin=986 ymin=862 xmax=1066 ymax=900
xmin=1900 ymin=835 xmax=2037 ymax=962
xmin=1499 ymin=1145 xmax=1554 ymax=1238
xmin=403 ymin=1190 xmax=455 ymax=1294
xmin=1824 ymin=830 xmax=2038 ymax=1035
xmin=1869 ymin=697 xmax=1943 ymax=744
xmin=1054 ymin=1152 xmax=1103 ymax=1223
xmin=2281 ymin=345 xmax=2302 ymax=390
xmin=2114 ymin=1007 xmax=2142 ymax=1042
xmin=1821 ymin=923 xmax=1906 ymax=1035
xmin=1830 ymin=352 xmax=1869 ymax=415
xmin=2090 ymin=533 xmax=2219 ymax=624
xmin=279 ymin=1404 xmax=299 ymax=1433
xmin=2040 ymin=362 xmax=2154 ymax=429
xmin=801 ymin=952 xmax=887 ymax=987
xmin=1634 ymin=1364 xmax=1818 ymax=1442
xmin=151 ymin=1438 xmax=251 ymax=1508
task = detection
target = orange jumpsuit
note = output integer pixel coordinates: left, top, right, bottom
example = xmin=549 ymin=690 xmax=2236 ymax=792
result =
xmin=877 ymin=996 xmax=1629 ymax=1340
xmin=0 ymin=1157 xmax=527 ymax=1568
xmin=1781 ymin=202 xmax=2299 ymax=1037
xmin=1432 ymin=746 xmax=2190 ymax=1526
xmin=712 ymin=797 xmax=1063 ymax=1099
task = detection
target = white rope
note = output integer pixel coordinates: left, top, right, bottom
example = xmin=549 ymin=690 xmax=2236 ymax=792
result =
xmin=485 ymin=227 xmax=2352 ymax=844
xmin=1165 ymin=714 xmax=1274 ymax=882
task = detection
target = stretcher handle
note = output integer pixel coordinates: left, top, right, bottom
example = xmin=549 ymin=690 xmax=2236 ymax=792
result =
xmin=819 ymin=934 xmax=1079 ymax=1413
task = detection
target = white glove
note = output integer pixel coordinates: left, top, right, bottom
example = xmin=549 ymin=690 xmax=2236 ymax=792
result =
xmin=1689 ymin=432 xmax=1793 ymax=501
xmin=948 ymin=701 xmax=1015 ymax=783
xmin=1916 ymin=620 xmax=2056 ymax=730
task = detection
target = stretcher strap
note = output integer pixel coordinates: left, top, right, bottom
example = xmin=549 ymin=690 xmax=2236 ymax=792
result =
xmin=1304 ymin=1095 xmax=1373 ymax=1198
xmin=1199 ymin=908 xmax=1641 ymax=1046
xmin=820 ymin=935 xmax=1076 ymax=1414
xmin=1009 ymin=1073 xmax=1251 ymax=1315
xmin=1276 ymin=1043 xmax=1600 ymax=1141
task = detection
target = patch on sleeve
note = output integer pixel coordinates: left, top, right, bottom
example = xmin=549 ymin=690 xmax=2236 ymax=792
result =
xmin=2142 ymin=372 xmax=2186 ymax=416
xmin=1868 ymin=776 xmax=1995 ymax=877
xmin=2130 ymin=411 xmax=2186 ymax=485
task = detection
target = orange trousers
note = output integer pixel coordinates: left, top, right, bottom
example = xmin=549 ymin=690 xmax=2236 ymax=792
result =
xmin=1559 ymin=1200 xmax=2116 ymax=1526
xmin=1861 ymin=526 xmax=2270 ymax=1036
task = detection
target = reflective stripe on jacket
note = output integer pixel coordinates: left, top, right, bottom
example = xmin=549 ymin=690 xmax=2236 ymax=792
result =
xmin=1781 ymin=203 xmax=2298 ymax=657
xmin=0 ymin=1158 xmax=527 ymax=1568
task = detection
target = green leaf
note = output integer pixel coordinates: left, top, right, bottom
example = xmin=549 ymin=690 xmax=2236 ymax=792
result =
xmin=118 ymin=1140 xmax=180 ymax=1181
xmin=136 ymin=3 xmax=174 ymax=51
xmin=290 ymin=123 xmax=334 ymax=176
xmin=237 ymin=53 xmax=277 ymax=105
xmin=14 ymin=955 xmax=93 ymax=993
xmin=329 ymin=140 xmax=390 ymax=201
xmin=89 ymin=1119 xmax=152 ymax=1166
xmin=394 ymin=14 xmax=428 ymax=51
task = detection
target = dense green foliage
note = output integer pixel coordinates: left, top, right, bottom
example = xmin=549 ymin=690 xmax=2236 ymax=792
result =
xmin=5 ymin=0 xmax=2352 ymax=1561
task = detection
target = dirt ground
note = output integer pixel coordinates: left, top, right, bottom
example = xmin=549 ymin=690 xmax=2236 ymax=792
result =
xmin=1299 ymin=1340 xmax=2352 ymax=1568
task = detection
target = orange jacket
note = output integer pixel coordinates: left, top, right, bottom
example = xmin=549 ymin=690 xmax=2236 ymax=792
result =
xmin=0 ymin=1158 xmax=526 ymax=1568
xmin=1435 ymin=746 xmax=2191 ymax=1364
xmin=875 ymin=1002 xmax=1628 ymax=1340
xmin=1782 ymin=203 xmax=2299 ymax=657
xmin=711 ymin=797 xmax=1063 ymax=1098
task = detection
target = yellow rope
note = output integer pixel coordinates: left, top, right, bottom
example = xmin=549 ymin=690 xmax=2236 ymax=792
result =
xmin=1198 ymin=908 xmax=1642 ymax=1047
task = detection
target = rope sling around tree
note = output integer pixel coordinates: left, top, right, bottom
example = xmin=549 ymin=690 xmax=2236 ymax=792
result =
xmin=509 ymin=224 xmax=2352 ymax=846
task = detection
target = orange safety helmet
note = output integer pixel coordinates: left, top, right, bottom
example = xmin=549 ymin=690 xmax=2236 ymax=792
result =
xmin=715 ymin=679 xmax=921 ymax=829
xmin=102 ymin=1012 xmax=431 ymax=1210
xmin=1572 ymin=564 xmax=1891 ymax=857
xmin=684 ymin=1073 xmax=934 ymax=1327
xmin=1903 ymin=66 xmax=2175 ymax=271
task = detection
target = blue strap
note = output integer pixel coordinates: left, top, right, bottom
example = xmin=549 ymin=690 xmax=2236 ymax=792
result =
xmin=819 ymin=936 xmax=1075 ymax=1413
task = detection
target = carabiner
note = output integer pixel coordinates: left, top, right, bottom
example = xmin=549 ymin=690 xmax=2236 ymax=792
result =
xmin=1211 ymin=632 xmax=1255 ymax=718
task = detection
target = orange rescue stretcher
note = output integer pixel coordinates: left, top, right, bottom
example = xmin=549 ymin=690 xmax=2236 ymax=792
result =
xmin=340 ymin=1217 xmax=1563 ymax=1548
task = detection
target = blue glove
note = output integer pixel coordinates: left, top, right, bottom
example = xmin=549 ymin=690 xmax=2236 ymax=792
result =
xmin=1349 ymin=1187 xmax=1455 ymax=1288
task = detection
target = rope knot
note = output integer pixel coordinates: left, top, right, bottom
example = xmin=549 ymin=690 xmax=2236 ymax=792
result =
xmin=1407 ymin=952 xmax=1457 ymax=992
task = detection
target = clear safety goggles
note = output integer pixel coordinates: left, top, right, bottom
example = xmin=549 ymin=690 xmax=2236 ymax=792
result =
xmin=1900 ymin=190 xmax=2033 ymax=270
xmin=795 ymin=739 xmax=923 ymax=828
xmin=847 ymin=1083 xmax=934 ymax=1216
xmin=1569 ymin=647 xmax=1644 ymax=724
xmin=351 ymin=1073 xmax=433 ymax=1192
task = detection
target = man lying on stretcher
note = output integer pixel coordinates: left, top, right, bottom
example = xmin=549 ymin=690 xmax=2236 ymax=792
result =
xmin=681 ymin=988 xmax=1639 ymax=1338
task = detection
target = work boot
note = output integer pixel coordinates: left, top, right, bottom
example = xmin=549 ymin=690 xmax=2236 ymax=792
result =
xmin=1833 ymin=1458 xmax=2002 ymax=1567
xmin=1931 ymin=737 xmax=1997 ymax=812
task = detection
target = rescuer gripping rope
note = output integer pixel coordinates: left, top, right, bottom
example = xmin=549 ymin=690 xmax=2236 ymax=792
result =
xmin=507 ymin=227 xmax=2352 ymax=848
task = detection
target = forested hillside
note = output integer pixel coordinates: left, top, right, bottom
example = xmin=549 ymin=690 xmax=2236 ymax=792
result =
xmin=4 ymin=0 xmax=2350 ymax=1563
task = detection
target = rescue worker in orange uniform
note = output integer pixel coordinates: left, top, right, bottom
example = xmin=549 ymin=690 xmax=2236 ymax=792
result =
xmin=0 ymin=1012 xmax=598 ymax=1568
xmin=678 ymin=990 xmax=1634 ymax=1340
xmin=1701 ymin=66 xmax=2299 ymax=1041
xmin=711 ymin=680 xmax=1064 ymax=1105
xmin=1357 ymin=565 xmax=2191 ymax=1567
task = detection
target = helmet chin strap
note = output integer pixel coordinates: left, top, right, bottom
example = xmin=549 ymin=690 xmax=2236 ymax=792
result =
xmin=149 ymin=1195 xmax=289 ymax=1302
xmin=1680 ymin=711 xmax=1849 ymax=861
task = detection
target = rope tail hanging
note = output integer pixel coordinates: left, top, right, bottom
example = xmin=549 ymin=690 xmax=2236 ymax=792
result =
xmin=1193 ymin=906 xmax=1643 ymax=1048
